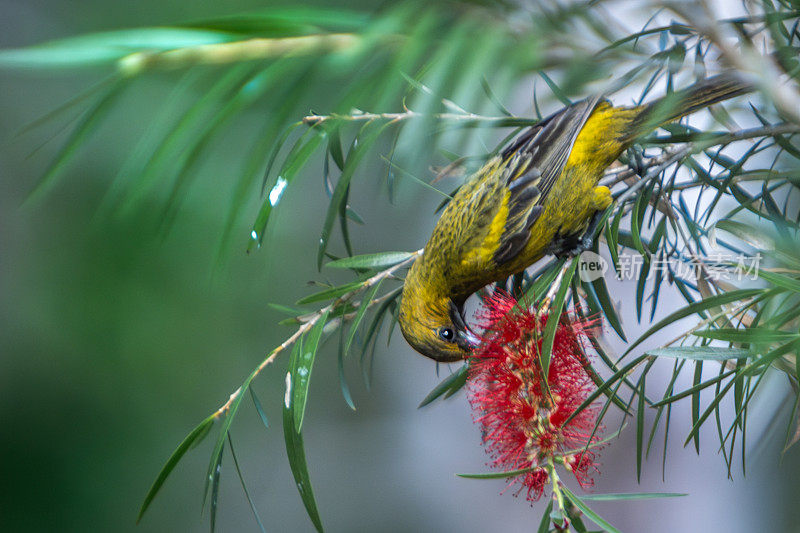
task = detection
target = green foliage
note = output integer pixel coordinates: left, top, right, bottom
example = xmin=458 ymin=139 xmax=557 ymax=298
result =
xmin=418 ymin=364 xmax=469 ymax=407
xmin=137 ymin=413 xmax=216 ymax=523
xmin=5 ymin=0 xmax=800 ymax=530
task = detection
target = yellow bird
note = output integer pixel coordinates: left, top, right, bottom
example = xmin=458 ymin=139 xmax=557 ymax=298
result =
xmin=399 ymin=73 xmax=752 ymax=362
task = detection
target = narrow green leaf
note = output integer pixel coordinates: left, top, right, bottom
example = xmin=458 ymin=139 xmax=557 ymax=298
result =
xmin=360 ymin=287 xmax=402 ymax=387
xmin=647 ymin=359 xmax=681 ymax=458
xmin=590 ymin=275 xmax=627 ymax=341
xmin=783 ymin=392 xmax=800 ymax=452
xmin=249 ymin=388 xmax=269 ymax=430
xmin=386 ymin=300 xmax=400 ymax=346
xmin=565 ymin=424 xmax=628 ymax=456
xmin=383 ymin=155 xmax=454 ymax=200
xmin=662 ymin=402 xmax=672 ymax=481
xmin=623 ymin=289 xmax=763 ymax=356
xmin=630 ymin=188 xmax=649 ymax=257
xmin=565 ymin=500 xmax=589 ymax=533
xmin=746 ymin=337 xmax=800 ymax=373
xmin=539 ymin=71 xmax=572 ymax=105
xmin=771 ymin=130 xmax=800 ymax=161
xmin=247 ymin=121 xmax=304 ymax=253
xmin=268 ymin=303 xmax=308 ymax=316
xmin=344 ymin=280 xmax=382 ymax=357
xmin=524 ymin=258 xmax=566 ymax=301
xmin=292 ymin=309 xmax=330 ymax=432
xmin=650 ymin=252 xmax=664 ymax=321
xmin=338 ymin=184 xmax=354 ymax=258
xmin=714 ymin=366 xmax=732 ymax=473
xmin=0 ymin=28 xmax=235 ymax=68
xmin=796 ymin=345 xmax=800 ymax=382
xmin=646 ymin=346 xmax=752 ymax=361
xmin=418 ymin=364 xmax=469 ymax=408
xmin=121 ymin=65 xmax=254 ymax=218
xmin=756 ymin=269 xmax=800 ymax=294
xmin=158 ymin=65 xmax=283 ymax=233
xmin=561 ymin=485 xmax=621 ymax=533
xmin=203 ymin=365 xmax=260 ymax=510
xmin=733 ymin=358 xmax=746 ymax=430
xmin=480 ymin=77 xmax=513 ymax=116
xmin=580 ymin=492 xmax=687 ymax=501
xmin=227 ymin=434 xmax=266 ymax=533
xmin=337 ymin=332 xmax=356 ymax=411
xmin=694 ymin=328 xmax=799 ymax=343
xmin=25 ymin=79 xmax=125 ymax=205
xmin=578 ymin=277 xmax=602 ymax=317
xmin=684 ymin=372 xmax=740 ymax=449
xmin=17 ymin=74 xmax=117 ymax=137
xmin=326 ymin=251 xmax=415 ymax=270
xmin=636 ymin=372 xmax=646 ymax=482
xmin=538 ymin=500 xmax=554 ymax=533
xmin=296 ymin=280 xmax=365 ymax=306
xmin=650 ymin=368 xmax=737 ymax=407
xmin=209 ymin=442 xmax=223 ymax=533
xmin=714 ymin=219 xmax=777 ymax=250
xmin=183 ymin=6 xmax=371 ymax=35
xmin=691 ymin=361 xmax=703 ymax=453
xmin=283 ymin=380 xmax=324 ymax=532
xmin=327 ymin=127 xmax=345 ymax=170
xmin=635 ymin=254 xmax=650 ymax=323
xmin=606 ymin=206 xmax=623 ymax=275
xmin=137 ymin=414 xmax=216 ymax=523
xmin=584 ymin=359 xmax=631 ymax=413
xmin=563 ymin=355 xmax=649 ymax=426
xmin=457 ymin=465 xmax=538 ymax=479
xmin=275 ymin=125 xmax=327 ymax=188
xmin=318 ymin=121 xmax=389 ymax=270
xmin=540 ymin=259 xmax=578 ymax=381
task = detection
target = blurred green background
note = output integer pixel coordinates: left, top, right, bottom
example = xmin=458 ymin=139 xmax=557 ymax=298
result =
xmin=2 ymin=1 xmax=800 ymax=532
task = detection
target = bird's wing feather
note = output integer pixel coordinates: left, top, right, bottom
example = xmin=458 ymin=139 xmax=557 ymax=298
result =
xmin=493 ymin=96 xmax=602 ymax=265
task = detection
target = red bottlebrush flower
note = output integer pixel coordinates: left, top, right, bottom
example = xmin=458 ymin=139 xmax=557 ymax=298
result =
xmin=467 ymin=291 xmax=602 ymax=502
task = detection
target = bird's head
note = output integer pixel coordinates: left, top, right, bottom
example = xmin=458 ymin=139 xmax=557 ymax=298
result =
xmin=398 ymin=277 xmax=479 ymax=362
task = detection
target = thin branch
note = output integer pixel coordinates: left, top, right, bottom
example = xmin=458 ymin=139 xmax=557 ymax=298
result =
xmin=613 ymin=123 xmax=800 ymax=205
xmin=118 ymin=33 xmax=363 ymax=75
xmin=668 ymin=1 xmax=800 ymax=126
xmin=302 ymin=110 xmax=537 ymax=127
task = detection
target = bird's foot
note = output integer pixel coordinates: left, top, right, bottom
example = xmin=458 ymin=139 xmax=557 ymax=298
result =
xmin=566 ymin=235 xmax=595 ymax=257
xmin=550 ymin=210 xmax=604 ymax=258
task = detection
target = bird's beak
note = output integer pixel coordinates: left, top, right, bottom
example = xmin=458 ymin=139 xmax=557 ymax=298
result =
xmin=457 ymin=328 xmax=480 ymax=350
xmin=449 ymin=299 xmax=479 ymax=351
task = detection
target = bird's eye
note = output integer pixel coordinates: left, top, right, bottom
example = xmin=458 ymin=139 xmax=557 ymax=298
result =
xmin=438 ymin=327 xmax=455 ymax=342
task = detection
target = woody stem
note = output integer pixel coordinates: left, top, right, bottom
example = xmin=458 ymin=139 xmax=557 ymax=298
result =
xmin=546 ymin=458 xmax=572 ymax=532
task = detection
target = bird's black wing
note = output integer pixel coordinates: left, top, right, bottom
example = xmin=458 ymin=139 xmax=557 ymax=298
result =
xmin=493 ymin=96 xmax=602 ymax=265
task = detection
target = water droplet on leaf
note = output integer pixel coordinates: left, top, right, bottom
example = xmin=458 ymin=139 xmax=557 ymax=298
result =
xmin=269 ymin=177 xmax=288 ymax=207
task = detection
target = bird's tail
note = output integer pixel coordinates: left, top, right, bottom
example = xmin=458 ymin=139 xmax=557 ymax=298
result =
xmin=624 ymin=72 xmax=753 ymax=142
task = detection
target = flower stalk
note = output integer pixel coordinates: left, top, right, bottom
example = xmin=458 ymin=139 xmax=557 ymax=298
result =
xmin=546 ymin=459 xmax=572 ymax=532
